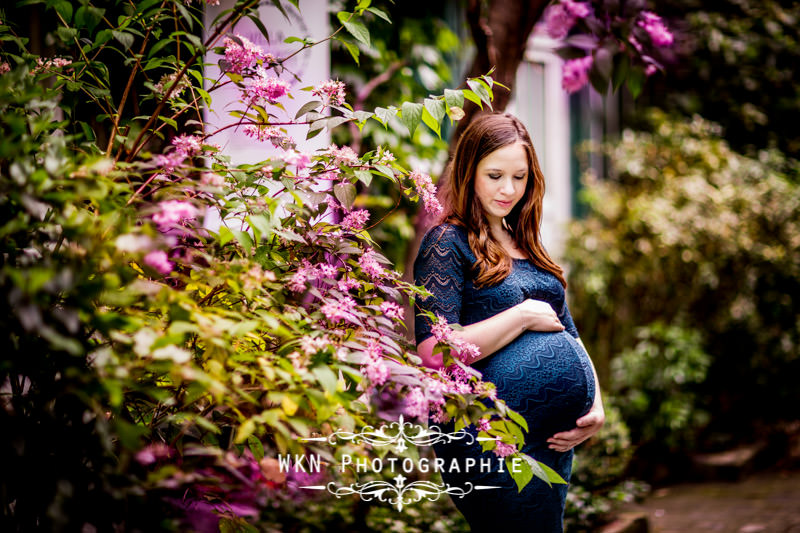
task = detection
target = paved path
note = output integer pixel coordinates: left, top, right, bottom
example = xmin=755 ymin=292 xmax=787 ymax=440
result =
xmin=622 ymin=469 xmax=800 ymax=533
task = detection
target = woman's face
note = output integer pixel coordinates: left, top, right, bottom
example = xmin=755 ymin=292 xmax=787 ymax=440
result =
xmin=473 ymin=141 xmax=529 ymax=225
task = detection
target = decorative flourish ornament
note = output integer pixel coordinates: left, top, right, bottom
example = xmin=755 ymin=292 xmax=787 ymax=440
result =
xmin=300 ymin=415 xmax=479 ymax=453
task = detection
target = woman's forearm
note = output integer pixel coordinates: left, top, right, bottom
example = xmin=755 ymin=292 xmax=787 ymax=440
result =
xmin=416 ymin=304 xmax=526 ymax=368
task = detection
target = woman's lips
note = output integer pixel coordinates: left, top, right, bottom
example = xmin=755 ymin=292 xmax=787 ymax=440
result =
xmin=495 ymin=200 xmax=513 ymax=208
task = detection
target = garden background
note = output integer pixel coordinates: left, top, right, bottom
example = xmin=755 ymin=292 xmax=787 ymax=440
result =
xmin=1 ymin=0 xmax=798 ymax=531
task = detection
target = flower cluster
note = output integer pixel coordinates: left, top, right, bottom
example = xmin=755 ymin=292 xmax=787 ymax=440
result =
xmin=375 ymin=146 xmax=396 ymax=166
xmin=31 ymin=56 xmax=72 ymax=75
xmin=152 ymin=200 xmax=199 ymax=230
xmin=562 ymin=56 xmax=593 ymax=93
xmin=222 ymin=35 xmax=274 ymax=74
xmin=544 ymin=0 xmax=592 ymax=39
xmin=243 ymin=67 xmax=290 ymax=106
xmin=409 ymin=171 xmax=443 ymax=216
xmin=327 ymin=144 xmax=359 ymax=166
xmin=319 ymin=295 xmax=358 ymax=323
xmin=358 ymin=248 xmax=385 ymax=279
xmin=312 ymin=79 xmax=346 ymax=107
xmin=493 ymin=440 xmax=517 ymax=458
xmin=430 ymin=314 xmax=482 ymax=364
xmin=340 ymin=208 xmax=370 ymax=231
xmin=243 ymin=125 xmax=295 ymax=149
xmin=153 ymin=134 xmax=205 ymax=173
xmin=638 ymin=12 xmax=673 ymax=48
xmin=153 ymin=71 xmax=191 ymax=100
xmin=144 ymin=250 xmax=174 ymax=275
xmin=362 ymin=341 xmax=390 ymax=387
xmin=379 ymin=301 xmax=404 ymax=321
xmin=0 ymin=62 xmax=10 ymax=75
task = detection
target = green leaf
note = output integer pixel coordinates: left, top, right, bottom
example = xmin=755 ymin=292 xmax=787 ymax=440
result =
xmin=506 ymin=407 xmax=529 ymax=433
xmin=247 ymin=435 xmax=265 ymax=461
xmin=373 ymin=106 xmax=395 ymax=126
xmin=355 ymin=169 xmax=372 ymax=186
xmin=462 ymin=89 xmax=483 ymax=109
xmin=55 ymin=26 xmax=78 ymax=43
xmin=367 ymin=7 xmax=391 ymax=23
xmin=337 ymin=12 xmax=370 ymax=47
xmin=230 ymin=228 xmax=253 ymax=253
xmin=295 ymin=100 xmax=322 ymax=120
xmin=247 ymin=13 xmax=271 ymax=44
xmin=612 ymin=53 xmax=630 ymax=93
xmin=424 ymin=98 xmax=447 ymax=123
xmin=444 ymin=88 xmax=464 ymax=109
xmin=421 ymin=107 xmax=441 ymax=138
xmin=312 ymin=365 xmax=339 ymax=395
xmin=400 ymin=101 xmax=423 ymax=136
xmin=467 ymin=79 xmax=493 ymax=109
xmin=340 ymin=39 xmax=360 ymax=65
xmin=508 ymin=455 xmax=534 ymax=492
xmin=112 ymin=30 xmax=135 ymax=51
xmin=626 ymin=67 xmax=645 ymax=99
xmin=333 ymin=182 xmax=357 ymax=209
xmin=53 ymin=1 xmax=73 ymax=23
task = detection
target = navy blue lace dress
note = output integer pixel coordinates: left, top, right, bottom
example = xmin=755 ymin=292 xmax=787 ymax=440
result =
xmin=414 ymin=224 xmax=596 ymax=532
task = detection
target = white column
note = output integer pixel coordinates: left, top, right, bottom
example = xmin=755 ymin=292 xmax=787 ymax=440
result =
xmin=507 ymin=33 xmax=572 ymax=262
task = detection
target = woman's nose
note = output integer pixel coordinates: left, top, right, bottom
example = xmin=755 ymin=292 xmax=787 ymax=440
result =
xmin=500 ymin=177 xmax=515 ymax=194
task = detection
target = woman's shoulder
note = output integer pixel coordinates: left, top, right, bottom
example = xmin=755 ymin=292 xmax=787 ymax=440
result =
xmin=420 ymin=222 xmax=469 ymax=251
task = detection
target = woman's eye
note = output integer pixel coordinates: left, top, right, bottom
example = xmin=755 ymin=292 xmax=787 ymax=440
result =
xmin=488 ymin=173 xmax=502 ymax=180
xmin=514 ymin=175 xmax=526 ymax=180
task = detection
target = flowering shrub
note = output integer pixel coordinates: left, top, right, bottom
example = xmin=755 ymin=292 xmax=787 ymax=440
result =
xmin=0 ymin=1 xmax=568 ymax=530
xmin=541 ymin=0 xmax=675 ymax=95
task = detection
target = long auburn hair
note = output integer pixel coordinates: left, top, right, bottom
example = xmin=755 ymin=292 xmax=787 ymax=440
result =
xmin=439 ymin=112 xmax=566 ymax=288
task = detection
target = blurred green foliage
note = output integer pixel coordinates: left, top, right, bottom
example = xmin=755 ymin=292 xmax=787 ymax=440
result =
xmin=633 ymin=0 xmax=800 ymax=156
xmin=566 ymin=111 xmax=800 ymax=454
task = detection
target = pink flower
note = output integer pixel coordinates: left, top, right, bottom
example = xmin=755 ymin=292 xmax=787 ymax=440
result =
xmin=431 ymin=314 xmax=453 ymax=343
xmin=409 ymin=171 xmax=443 ymax=216
xmin=403 ymin=387 xmax=428 ymax=418
xmin=135 ymin=442 xmax=172 ymax=465
xmin=544 ymin=4 xmax=576 ymax=39
xmin=563 ymin=0 xmax=591 ymax=18
xmin=379 ymin=301 xmax=404 ymax=321
xmin=152 ymin=200 xmax=199 ymax=229
xmin=153 ymin=71 xmax=190 ymax=100
xmin=337 ymin=277 xmax=361 ymax=292
xmin=0 ymin=62 xmax=10 ymax=75
xmin=477 ymin=418 xmax=492 ymax=433
xmin=341 ymin=209 xmax=370 ymax=231
xmin=144 ymin=250 xmax=174 ymax=275
xmin=172 ymin=134 xmax=202 ymax=157
xmin=375 ymin=146 xmax=395 ymax=165
xmin=222 ymin=35 xmax=273 ymax=74
xmin=645 ymin=64 xmax=658 ymax=76
xmin=312 ymin=79 xmax=347 ymax=107
xmin=362 ymin=341 xmax=390 ymax=387
xmin=639 ymin=11 xmax=673 ymax=47
xmin=493 ymin=440 xmax=517 ymax=458
xmin=358 ymin=248 xmax=385 ymax=279
xmin=454 ymin=340 xmax=481 ymax=364
xmin=281 ymin=150 xmax=312 ymax=171
xmin=423 ymin=378 xmax=448 ymax=406
xmin=244 ymin=67 xmax=290 ymax=105
xmin=243 ymin=125 xmax=295 ymax=149
xmin=317 ymin=263 xmax=337 ymax=278
xmin=320 ymin=296 xmax=357 ymax=323
xmin=562 ymin=56 xmax=593 ymax=93
xmin=327 ymin=144 xmax=359 ymax=166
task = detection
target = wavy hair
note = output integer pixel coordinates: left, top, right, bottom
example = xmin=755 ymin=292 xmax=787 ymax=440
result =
xmin=439 ymin=113 xmax=566 ymax=288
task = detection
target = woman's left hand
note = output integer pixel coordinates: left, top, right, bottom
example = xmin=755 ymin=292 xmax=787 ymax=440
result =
xmin=546 ymin=401 xmax=605 ymax=453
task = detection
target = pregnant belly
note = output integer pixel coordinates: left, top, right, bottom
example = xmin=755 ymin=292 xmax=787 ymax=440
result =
xmin=473 ymin=331 xmax=595 ymax=439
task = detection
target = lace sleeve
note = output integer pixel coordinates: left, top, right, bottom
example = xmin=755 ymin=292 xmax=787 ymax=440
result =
xmin=558 ymin=299 xmax=580 ymax=339
xmin=413 ymin=225 xmax=466 ymax=344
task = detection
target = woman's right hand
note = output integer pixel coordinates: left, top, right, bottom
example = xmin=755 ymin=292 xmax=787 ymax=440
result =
xmin=517 ymin=299 xmax=565 ymax=332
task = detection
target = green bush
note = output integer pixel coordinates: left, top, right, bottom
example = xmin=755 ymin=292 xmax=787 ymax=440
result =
xmin=565 ymin=111 xmax=800 ymax=446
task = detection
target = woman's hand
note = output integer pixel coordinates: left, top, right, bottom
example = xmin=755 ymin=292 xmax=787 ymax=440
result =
xmin=517 ymin=299 xmax=565 ymax=332
xmin=546 ymin=411 xmax=604 ymax=452
xmin=546 ymin=400 xmax=605 ymax=453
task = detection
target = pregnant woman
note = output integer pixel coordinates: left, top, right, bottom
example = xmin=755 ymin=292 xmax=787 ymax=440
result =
xmin=414 ymin=113 xmax=605 ymax=532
